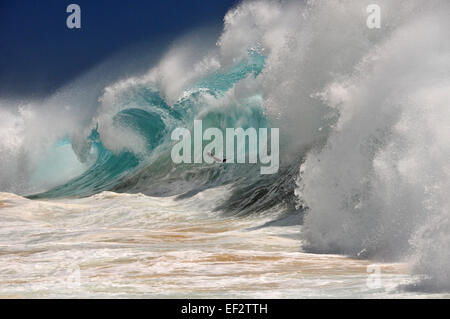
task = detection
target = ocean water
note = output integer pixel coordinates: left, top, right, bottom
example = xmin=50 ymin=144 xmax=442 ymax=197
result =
xmin=1 ymin=0 xmax=450 ymax=298
xmin=0 ymin=190 xmax=431 ymax=298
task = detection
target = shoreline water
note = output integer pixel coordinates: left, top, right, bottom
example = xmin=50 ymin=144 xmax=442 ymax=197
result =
xmin=0 ymin=191 xmax=444 ymax=298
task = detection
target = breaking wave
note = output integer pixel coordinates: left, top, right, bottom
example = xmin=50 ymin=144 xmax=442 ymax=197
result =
xmin=0 ymin=0 xmax=449 ymax=291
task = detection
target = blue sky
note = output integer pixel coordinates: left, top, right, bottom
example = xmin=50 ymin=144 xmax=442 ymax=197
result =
xmin=0 ymin=0 xmax=239 ymax=98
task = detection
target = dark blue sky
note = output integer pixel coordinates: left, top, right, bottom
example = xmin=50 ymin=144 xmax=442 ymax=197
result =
xmin=0 ymin=0 xmax=239 ymax=98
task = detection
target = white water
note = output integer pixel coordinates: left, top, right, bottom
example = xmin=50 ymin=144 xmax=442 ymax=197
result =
xmin=217 ymin=0 xmax=450 ymax=291
xmin=0 ymin=189 xmax=435 ymax=298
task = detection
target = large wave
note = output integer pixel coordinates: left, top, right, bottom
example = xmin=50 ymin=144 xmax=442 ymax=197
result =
xmin=1 ymin=0 xmax=449 ymax=291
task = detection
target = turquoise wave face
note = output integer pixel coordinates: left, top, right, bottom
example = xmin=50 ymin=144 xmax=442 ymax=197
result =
xmin=196 ymin=53 xmax=265 ymax=93
xmin=30 ymin=129 xmax=140 ymax=199
xmin=29 ymin=53 xmax=268 ymax=199
xmin=30 ymin=138 xmax=90 ymax=190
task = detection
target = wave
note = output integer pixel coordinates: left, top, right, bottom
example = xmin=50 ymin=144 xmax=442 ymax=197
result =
xmin=29 ymin=52 xmax=277 ymax=203
xmin=1 ymin=0 xmax=450 ymax=291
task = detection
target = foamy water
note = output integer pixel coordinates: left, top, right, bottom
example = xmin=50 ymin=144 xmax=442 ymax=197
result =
xmin=0 ymin=188 xmax=444 ymax=298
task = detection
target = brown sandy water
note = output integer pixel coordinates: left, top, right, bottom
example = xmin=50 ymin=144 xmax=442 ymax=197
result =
xmin=0 ymin=190 xmax=443 ymax=298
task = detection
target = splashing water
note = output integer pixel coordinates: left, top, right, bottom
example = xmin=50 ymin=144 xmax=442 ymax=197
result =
xmin=1 ymin=0 xmax=450 ymax=297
